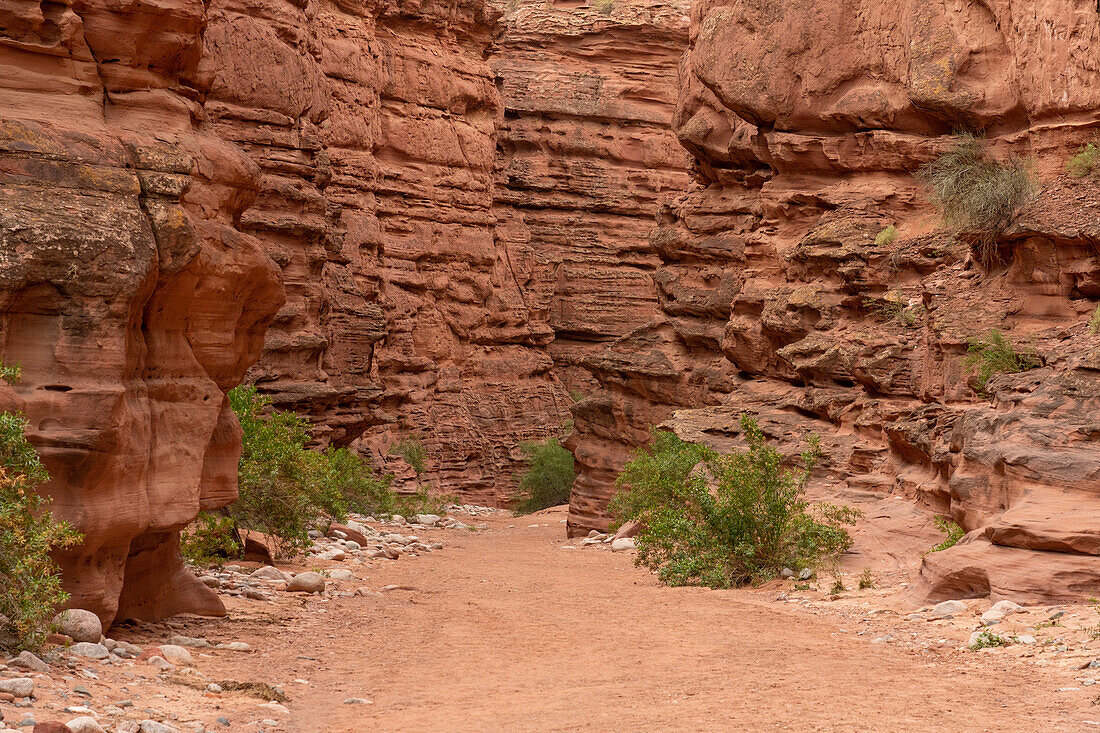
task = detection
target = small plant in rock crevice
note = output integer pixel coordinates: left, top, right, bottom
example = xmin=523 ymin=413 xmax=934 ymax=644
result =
xmin=1089 ymin=304 xmax=1100 ymax=335
xmin=863 ymin=292 xmax=923 ymax=328
xmin=969 ymin=629 xmax=1012 ymax=650
xmin=927 ymin=516 xmax=966 ymax=554
xmin=610 ymin=419 xmax=862 ymax=589
xmin=858 ymin=568 xmax=875 ymax=590
xmin=917 ymin=133 xmax=1033 ymax=268
xmin=874 ymin=225 xmax=898 ymax=247
xmin=1068 ymin=142 xmax=1100 ymax=178
xmin=829 ymin=577 xmax=846 ymax=595
xmin=592 ymin=0 xmax=613 ymax=15
xmin=963 ymin=329 xmax=1040 ymax=394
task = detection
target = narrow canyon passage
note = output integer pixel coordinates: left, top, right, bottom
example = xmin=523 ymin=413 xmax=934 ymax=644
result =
xmin=242 ymin=509 xmax=1092 ymax=732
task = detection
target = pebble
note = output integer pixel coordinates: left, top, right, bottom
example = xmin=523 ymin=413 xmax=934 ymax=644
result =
xmin=157 ymin=645 xmax=193 ymax=666
xmin=0 ymin=679 xmax=33 ymax=698
xmin=249 ymin=567 xmax=288 ymax=582
xmin=1016 ymin=634 xmax=1037 ymax=644
xmin=199 ymin=576 xmax=220 ymax=589
xmin=981 ymin=600 xmax=1024 ymax=623
xmin=214 ymin=642 xmax=251 ymax=652
xmin=51 ymin=610 xmax=103 ymax=644
xmin=207 ymin=683 xmax=223 ymax=694
xmin=610 ymin=537 xmax=636 ymax=552
xmin=343 ymin=698 xmax=372 ymax=705
xmin=147 ymin=656 xmax=173 ymax=671
xmin=138 ymin=721 xmax=180 ymax=733
xmin=244 ymin=589 xmax=268 ymax=601
xmin=928 ymin=600 xmax=968 ymax=619
xmin=325 ymin=569 xmax=355 ymax=581
xmin=415 ymin=514 xmax=441 ymax=527
xmin=797 ymin=568 xmax=814 ymax=581
xmin=286 ymin=572 xmax=326 ymax=594
xmin=9 ymin=651 xmax=49 ymax=674
xmin=68 ymin=643 xmax=109 ymax=660
xmin=65 ymin=716 xmax=106 ymax=733
xmin=168 ymin=635 xmax=211 ymax=649
xmin=215 ymin=717 xmax=230 ymax=727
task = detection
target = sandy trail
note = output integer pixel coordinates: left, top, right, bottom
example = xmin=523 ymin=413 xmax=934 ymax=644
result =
xmin=229 ymin=508 xmax=1091 ymax=733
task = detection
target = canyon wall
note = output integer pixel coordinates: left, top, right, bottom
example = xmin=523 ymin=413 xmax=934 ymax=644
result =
xmin=490 ymin=0 xmax=691 ymax=395
xmin=570 ymin=0 xmax=1100 ymax=602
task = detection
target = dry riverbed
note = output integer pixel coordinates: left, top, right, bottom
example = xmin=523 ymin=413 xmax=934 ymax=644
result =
xmin=3 ymin=506 xmax=1100 ymax=732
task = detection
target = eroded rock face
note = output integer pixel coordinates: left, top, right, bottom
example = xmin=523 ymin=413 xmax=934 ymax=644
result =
xmin=570 ymin=0 xmax=1100 ymax=602
xmin=0 ymin=0 xmax=284 ymax=623
xmin=490 ymin=0 xmax=692 ymax=395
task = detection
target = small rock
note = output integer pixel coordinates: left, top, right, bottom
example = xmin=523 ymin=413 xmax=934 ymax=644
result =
xmin=51 ymin=610 xmax=102 ymax=644
xmin=244 ymin=589 xmax=268 ymax=601
xmin=797 ymin=568 xmax=814 ymax=581
xmin=146 ymin=656 xmax=173 ymax=671
xmin=157 ymin=645 xmax=193 ymax=666
xmin=68 ymin=642 xmax=109 ymax=660
xmin=64 ymin=716 xmax=105 ymax=733
xmin=1016 ymin=634 xmax=1037 ymax=645
xmin=215 ymin=717 xmax=230 ymax=727
xmin=329 ymin=530 xmax=348 ymax=540
xmin=415 ymin=514 xmax=441 ymax=527
xmin=610 ymin=537 xmax=636 ymax=552
xmin=286 ymin=572 xmax=326 ymax=594
xmin=199 ymin=576 xmax=220 ymax=589
xmin=9 ymin=651 xmax=49 ymax=674
xmin=324 ymin=569 xmax=355 ymax=582
xmin=206 ymin=683 xmax=223 ymax=694
xmin=248 ymin=566 xmax=288 ymax=582
xmin=214 ymin=642 xmax=251 ymax=652
xmin=30 ymin=724 xmax=65 ymax=733
xmin=390 ymin=515 xmax=405 ymax=524
xmin=343 ymin=698 xmax=371 ymax=705
xmin=929 ymin=600 xmax=968 ymax=619
xmin=0 ymin=679 xmax=34 ymax=698
xmin=316 ymin=549 xmax=346 ymax=562
xmin=257 ymin=702 xmax=288 ymax=715
xmin=780 ymin=568 xmax=795 ymax=579
xmin=307 ymin=530 xmax=322 ymax=540
xmin=72 ymin=686 xmax=92 ymax=698
xmin=981 ymin=600 xmax=1024 ymax=623
xmin=168 ymin=635 xmax=211 ymax=649
xmin=138 ymin=721 xmax=179 ymax=733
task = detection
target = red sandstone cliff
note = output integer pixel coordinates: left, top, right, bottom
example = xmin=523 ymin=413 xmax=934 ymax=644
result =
xmin=569 ymin=0 xmax=1100 ymax=602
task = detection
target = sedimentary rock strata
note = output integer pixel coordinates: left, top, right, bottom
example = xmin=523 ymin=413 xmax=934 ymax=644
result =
xmin=570 ymin=0 xmax=1100 ymax=602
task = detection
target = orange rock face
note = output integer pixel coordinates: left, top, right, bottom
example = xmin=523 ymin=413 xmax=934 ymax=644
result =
xmin=570 ymin=0 xmax=1100 ymax=602
xmin=0 ymin=0 xmax=284 ymax=623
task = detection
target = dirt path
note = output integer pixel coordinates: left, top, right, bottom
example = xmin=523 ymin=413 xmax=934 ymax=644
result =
xmin=233 ymin=508 xmax=1091 ymax=733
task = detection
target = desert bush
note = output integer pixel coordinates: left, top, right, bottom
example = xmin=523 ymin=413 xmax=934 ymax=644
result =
xmin=592 ymin=0 xmax=613 ymax=15
xmin=858 ymin=568 xmax=875 ymax=590
xmin=917 ymin=133 xmax=1033 ymax=267
xmin=1068 ymin=142 xmax=1100 ymax=178
xmin=1089 ymin=304 xmax=1100 ymax=335
xmin=874 ymin=225 xmax=898 ymax=247
xmin=180 ymin=511 xmax=242 ymax=567
xmin=927 ymin=516 xmax=965 ymax=553
xmin=969 ymin=629 xmax=1011 ymax=649
xmin=863 ymin=291 xmax=921 ymax=327
xmin=513 ymin=435 xmax=577 ymax=514
xmin=0 ymin=364 xmax=81 ymax=650
xmin=610 ymin=418 xmax=861 ymax=588
xmin=963 ymin=329 xmax=1040 ymax=394
xmin=390 ymin=435 xmax=427 ymax=477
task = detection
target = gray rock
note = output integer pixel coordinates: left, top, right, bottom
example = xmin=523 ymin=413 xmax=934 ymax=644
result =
xmin=139 ymin=721 xmax=180 ymax=733
xmin=286 ymin=572 xmax=326 ymax=594
xmin=66 ymin=716 xmax=106 ymax=733
xmin=1016 ymin=634 xmax=1037 ymax=644
xmin=344 ymin=541 xmax=361 ymax=552
xmin=780 ymin=568 xmax=795 ymax=579
xmin=330 ymin=529 xmax=348 ymax=540
xmin=157 ymin=645 xmax=193 ymax=666
xmin=214 ymin=642 xmax=251 ymax=652
xmin=325 ymin=569 xmax=355 ymax=581
xmin=981 ymin=600 xmax=1024 ymax=623
xmin=343 ymin=698 xmax=371 ymax=705
xmin=797 ymin=568 xmax=814 ymax=581
xmin=929 ymin=600 xmax=968 ymax=619
xmin=216 ymin=717 xmax=230 ymax=727
xmin=69 ymin=642 xmax=110 ymax=660
xmin=8 ymin=650 xmax=48 ymax=674
xmin=244 ymin=589 xmax=268 ymax=601
xmin=610 ymin=537 xmax=636 ymax=552
xmin=147 ymin=655 xmax=173 ymax=670
xmin=249 ymin=566 xmax=288 ymax=582
xmin=52 ymin=609 xmax=102 ymax=643
xmin=415 ymin=514 xmax=441 ymax=527
xmin=199 ymin=576 xmax=220 ymax=589
xmin=0 ymin=678 xmax=34 ymax=698
xmin=207 ymin=683 xmax=223 ymax=694
xmin=168 ymin=635 xmax=211 ymax=649
xmin=307 ymin=530 xmax=322 ymax=540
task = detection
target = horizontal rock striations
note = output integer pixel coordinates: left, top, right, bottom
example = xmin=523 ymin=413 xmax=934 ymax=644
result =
xmin=569 ymin=0 xmax=1100 ymax=602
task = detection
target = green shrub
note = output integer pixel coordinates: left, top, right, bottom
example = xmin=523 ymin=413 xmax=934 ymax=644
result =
xmin=874 ymin=225 xmax=898 ymax=247
xmin=0 ymin=365 xmax=81 ymax=650
xmin=863 ymin=291 xmax=921 ymax=327
xmin=1068 ymin=142 xmax=1100 ymax=178
xmin=927 ymin=515 xmax=965 ymax=553
xmin=969 ymin=629 xmax=1011 ymax=649
xmin=513 ymin=436 xmax=576 ymax=514
xmin=917 ymin=133 xmax=1033 ymax=267
xmin=390 ymin=436 xmax=426 ymax=477
xmin=963 ymin=329 xmax=1040 ymax=394
xmin=858 ymin=568 xmax=875 ymax=590
xmin=610 ymin=418 xmax=861 ymax=588
xmin=180 ymin=511 xmax=242 ymax=567
xmin=592 ymin=0 xmax=613 ymax=15
xmin=1089 ymin=304 xmax=1100 ymax=335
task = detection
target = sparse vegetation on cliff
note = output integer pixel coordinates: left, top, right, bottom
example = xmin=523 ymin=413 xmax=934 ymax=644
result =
xmin=610 ymin=418 xmax=859 ymax=588
xmin=927 ymin=516 xmax=965 ymax=554
xmin=0 ymin=364 xmax=81 ymax=650
xmin=963 ymin=329 xmax=1040 ymax=394
xmin=874 ymin=225 xmax=898 ymax=247
xmin=513 ymin=429 xmax=577 ymax=514
xmin=592 ymin=0 xmax=613 ymax=15
xmin=918 ymin=134 xmax=1032 ymax=267
xmin=1067 ymin=142 xmax=1100 ymax=178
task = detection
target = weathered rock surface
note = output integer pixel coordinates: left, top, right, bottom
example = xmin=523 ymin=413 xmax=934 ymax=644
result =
xmin=490 ymin=0 xmax=692 ymax=394
xmin=569 ymin=0 xmax=1100 ymax=603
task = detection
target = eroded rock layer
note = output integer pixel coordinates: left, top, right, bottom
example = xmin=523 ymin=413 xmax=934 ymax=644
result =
xmin=0 ymin=0 xmax=285 ymax=624
xmin=569 ymin=0 xmax=1100 ymax=603
xmin=490 ymin=0 xmax=692 ymax=395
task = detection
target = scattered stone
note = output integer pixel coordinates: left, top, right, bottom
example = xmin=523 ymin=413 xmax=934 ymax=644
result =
xmin=1016 ymin=634 xmax=1037 ymax=644
xmin=244 ymin=589 xmax=268 ymax=601
xmin=138 ymin=721 xmax=179 ymax=733
xmin=215 ymin=717 xmax=230 ymax=727
xmin=329 ymin=529 xmax=348 ymax=540
xmin=981 ymin=600 xmax=1024 ymax=623
xmin=0 ymin=679 xmax=34 ymax=698
xmin=72 ymin=686 xmax=92 ymax=698
xmin=206 ymin=683 xmax=223 ymax=694
xmin=797 ymin=568 xmax=814 ymax=581
xmin=286 ymin=572 xmax=326 ymax=594
xmin=168 ymin=635 xmax=211 ymax=649
xmin=249 ymin=567 xmax=288 ymax=582
xmin=929 ymin=600 xmax=968 ymax=619
xmin=780 ymin=568 xmax=795 ymax=579
xmin=390 ymin=515 xmax=405 ymax=524
xmin=214 ymin=642 xmax=251 ymax=652
xmin=343 ymin=698 xmax=372 ymax=705
xmin=51 ymin=610 xmax=102 ymax=644
xmin=9 ymin=651 xmax=49 ymax=674
xmin=157 ymin=645 xmax=193 ymax=666
xmin=315 ymin=549 xmax=346 ymax=562
xmin=610 ymin=537 xmax=636 ymax=552
xmin=65 ymin=716 xmax=105 ymax=733
xmin=146 ymin=656 xmax=173 ymax=671
xmin=199 ymin=576 xmax=220 ymax=589
xmin=324 ymin=569 xmax=355 ymax=582
xmin=68 ymin=643 xmax=109 ymax=660
xmin=415 ymin=514 xmax=441 ymax=527
xmin=257 ymin=702 xmax=289 ymax=715
xmin=307 ymin=530 xmax=322 ymax=540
